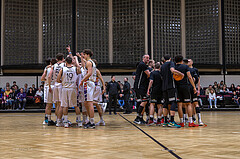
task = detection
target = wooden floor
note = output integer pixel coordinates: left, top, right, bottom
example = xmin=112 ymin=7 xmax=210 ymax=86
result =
xmin=0 ymin=111 xmax=240 ymax=159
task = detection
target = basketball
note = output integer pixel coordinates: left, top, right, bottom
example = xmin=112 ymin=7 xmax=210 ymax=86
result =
xmin=173 ymin=73 xmax=184 ymax=81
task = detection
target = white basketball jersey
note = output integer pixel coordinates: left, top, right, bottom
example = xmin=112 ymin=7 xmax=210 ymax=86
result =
xmin=44 ymin=66 xmax=54 ymax=87
xmin=77 ymin=67 xmax=85 ymax=91
xmin=62 ymin=66 xmax=77 ymax=88
xmin=84 ymin=59 xmax=96 ymax=82
xmin=53 ymin=62 xmax=65 ymax=84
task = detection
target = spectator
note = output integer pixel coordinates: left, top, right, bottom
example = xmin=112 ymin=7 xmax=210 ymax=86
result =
xmin=4 ymin=82 xmax=10 ymax=90
xmin=205 ymin=85 xmax=213 ymax=95
xmin=229 ymin=84 xmax=236 ymax=92
xmin=11 ymin=81 xmax=18 ymax=90
xmin=219 ymin=80 xmax=224 ymax=88
xmin=27 ymin=87 xmax=35 ymax=104
xmin=232 ymin=91 xmax=240 ymax=107
xmin=0 ymin=88 xmax=5 ymax=109
xmin=35 ymin=87 xmax=43 ymax=103
xmin=23 ymin=83 xmax=29 ymax=93
xmin=6 ymin=89 xmax=15 ymax=109
xmin=118 ymin=81 xmax=123 ymax=90
xmin=4 ymin=87 xmax=11 ymax=96
xmin=14 ymin=85 xmax=19 ymax=96
xmin=123 ymin=77 xmax=131 ymax=114
xmin=129 ymin=90 xmax=136 ymax=110
xmin=40 ymin=85 xmax=44 ymax=93
xmin=213 ymin=81 xmax=218 ymax=88
xmin=208 ymin=90 xmax=217 ymax=108
xmin=132 ymin=72 xmax=136 ymax=81
xmin=16 ymin=88 xmax=27 ymax=110
xmin=236 ymin=85 xmax=240 ymax=94
xmin=32 ymin=84 xmax=37 ymax=95
xmin=118 ymin=94 xmax=124 ymax=109
xmin=220 ymin=85 xmax=229 ymax=95
xmin=106 ymin=75 xmax=121 ymax=115
xmin=213 ymin=85 xmax=220 ymax=94
xmin=198 ymin=85 xmax=205 ymax=95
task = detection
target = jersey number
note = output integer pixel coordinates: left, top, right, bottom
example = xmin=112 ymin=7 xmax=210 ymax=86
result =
xmin=67 ymin=73 xmax=73 ymax=81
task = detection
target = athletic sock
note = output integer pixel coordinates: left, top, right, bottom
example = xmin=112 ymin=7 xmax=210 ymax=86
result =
xmin=150 ymin=115 xmax=154 ymax=121
xmin=76 ymin=115 xmax=81 ymax=122
xmin=189 ymin=117 xmax=193 ymax=123
xmin=63 ymin=115 xmax=68 ymax=123
xmin=170 ymin=116 xmax=174 ymax=122
xmin=83 ymin=115 xmax=87 ymax=122
xmin=164 ymin=116 xmax=168 ymax=123
xmin=47 ymin=114 xmax=51 ymax=121
xmin=90 ymin=118 xmax=94 ymax=124
xmin=100 ymin=116 xmax=103 ymax=121
xmin=180 ymin=118 xmax=183 ymax=123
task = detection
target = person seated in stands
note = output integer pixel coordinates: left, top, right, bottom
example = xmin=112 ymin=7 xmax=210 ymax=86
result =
xmin=129 ymin=89 xmax=136 ymax=110
xmin=0 ymin=88 xmax=5 ymax=110
xmin=208 ymin=89 xmax=217 ymax=108
xmin=205 ymin=85 xmax=213 ymax=95
xmin=232 ymin=91 xmax=240 ymax=107
xmin=16 ymin=88 xmax=27 ymax=110
xmin=4 ymin=82 xmax=10 ymax=90
xmin=34 ymin=87 xmax=43 ymax=103
xmin=219 ymin=80 xmax=224 ymax=88
xmin=236 ymin=85 xmax=240 ymax=94
xmin=229 ymin=83 xmax=236 ymax=92
xmin=213 ymin=81 xmax=218 ymax=88
xmin=31 ymin=84 xmax=37 ymax=95
xmin=220 ymin=85 xmax=229 ymax=95
xmin=6 ymin=89 xmax=15 ymax=110
xmin=23 ymin=83 xmax=29 ymax=93
xmin=11 ymin=81 xmax=18 ymax=90
xmin=213 ymin=85 xmax=220 ymax=94
xmin=118 ymin=93 xmax=124 ymax=110
xmin=27 ymin=87 xmax=35 ymax=104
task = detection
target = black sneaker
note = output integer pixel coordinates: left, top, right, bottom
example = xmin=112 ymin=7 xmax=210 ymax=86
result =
xmin=84 ymin=122 xmax=95 ymax=129
xmin=48 ymin=120 xmax=56 ymax=126
xmin=134 ymin=117 xmax=140 ymax=124
xmin=140 ymin=118 xmax=146 ymax=125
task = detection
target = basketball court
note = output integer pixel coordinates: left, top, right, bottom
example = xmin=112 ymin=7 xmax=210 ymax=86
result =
xmin=0 ymin=111 xmax=239 ymax=159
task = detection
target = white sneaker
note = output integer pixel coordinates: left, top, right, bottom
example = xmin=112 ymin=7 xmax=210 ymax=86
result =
xmin=43 ymin=121 xmax=47 ymax=125
xmin=78 ymin=121 xmax=83 ymax=127
xmin=102 ymin=103 xmax=107 ymax=113
xmin=96 ymin=120 xmax=105 ymax=126
xmin=64 ymin=122 xmax=69 ymax=128
xmin=215 ymin=106 xmax=217 ymax=108
xmin=199 ymin=121 xmax=204 ymax=126
xmin=56 ymin=121 xmax=63 ymax=127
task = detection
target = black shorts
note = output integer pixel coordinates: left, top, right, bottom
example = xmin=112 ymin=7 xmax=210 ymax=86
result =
xmin=150 ymin=93 xmax=163 ymax=104
xmin=190 ymin=86 xmax=198 ymax=103
xmin=135 ymin=87 xmax=148 ymax=102
xmin=176 ymin=85 xmax=191 ymax=103
xmin=163 ymin=88 xmax=177 ymax=105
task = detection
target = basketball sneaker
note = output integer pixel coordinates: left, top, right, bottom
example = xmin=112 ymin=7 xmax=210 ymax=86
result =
xmin=64 ymin=122 xmax=69 ymax=128
xmin=48 ymin=120 xmax=56 ymax=126
xmin=102 ymin=103 xmax=107 ymax=113
xmin=188 ymin=122 xmax=199 ymax=127
xmin=168 ymin=121 xmax=181 ymax=128
xmin=162 ymin=123 xmax=169 ymax=127
xmin=146 ymin=120 xmax=154 ymax=126
xmin=198 ymin=121 xmax=204 ymax=126
xmin=180 ymin=123 xmax=184 ymax=127
xmin=84 ymin=122 xmax=95 ymax=129
xmin=134 ymin=117 xmax=141 ymax=124
xmin=156 ymin=121 xmax=161 ymax=126
xmin=139 ymin=118 xmax=146 ymax=125
xmin=96 ymin=120 xmax=105 ymax=126
xmin=77 ymin=121 xmax=83 ymax=127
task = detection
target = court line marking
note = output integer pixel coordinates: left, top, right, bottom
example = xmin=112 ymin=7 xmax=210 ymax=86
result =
xmin=118 ymin=113 xmax=182 ymax=159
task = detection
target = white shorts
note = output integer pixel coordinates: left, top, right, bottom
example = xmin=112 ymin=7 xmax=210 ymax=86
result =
xmin=61 ymin=88 xmax=77 ymax=107
xmin=44 ymin=85 xmax=54 ymax=104
xmin=93 ymin=86 xmax=102 ymax=102
xmin=78 ymin=91 xmax=85 ymax=103
xmin=83 ymin=81 xmax=95 ymax=102
xmin=53 ymin=84 xmax=62 ymax=102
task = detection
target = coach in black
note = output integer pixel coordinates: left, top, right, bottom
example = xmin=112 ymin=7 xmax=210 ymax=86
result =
xmin=133 ymin=55 xmax=150 ymax=124
xmin=123 ymin=77 xmax=131 ymax=114
xmin=161 ymin=55 xmax=183 ymax=128
xmin=106 ymin=75 xmax=121 ymax=115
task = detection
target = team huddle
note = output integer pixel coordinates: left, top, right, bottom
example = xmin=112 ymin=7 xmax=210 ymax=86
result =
xmin=41 ymin=47 xmax=106 ymax=128
xmin=133 ymin=55 xmax=204 ymax=128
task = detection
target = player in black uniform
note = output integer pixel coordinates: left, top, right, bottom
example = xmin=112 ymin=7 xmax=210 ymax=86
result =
xmin=161 ymin=55 xmax=183 ymax=128
xmin=133 ymin=55 xmax=150 ymax=125
xmin=188 ymin=59 xmax=204 ymax=126
xmin=174 ymin=55 xmax=198 ymax=127
xmin=146 ymin=62 xmax=163 ymax=126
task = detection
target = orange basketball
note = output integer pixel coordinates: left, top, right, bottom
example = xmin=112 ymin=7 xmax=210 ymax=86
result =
xmin=173 ymin=74 xmax=184 ymax=81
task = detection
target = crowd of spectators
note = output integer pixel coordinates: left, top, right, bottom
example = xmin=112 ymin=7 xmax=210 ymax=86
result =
xmin=0 ymin=81 xmax=44 ymax=110
xmin=200 ymin=80 xmax=240 ymax=108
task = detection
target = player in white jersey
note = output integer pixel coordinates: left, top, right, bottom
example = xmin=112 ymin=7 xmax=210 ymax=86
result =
xmin=48 ymin=53 xmax=65 ymax=126
xmin=92 ymin=59 xmax=106 ymax=126
xmin=41 ymin=58 xmax=57 ymax=126
xmin=79 ymin=49 xmax=96 ymax=129
xmin=57 ymin=57 xmax=81 ymax=128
